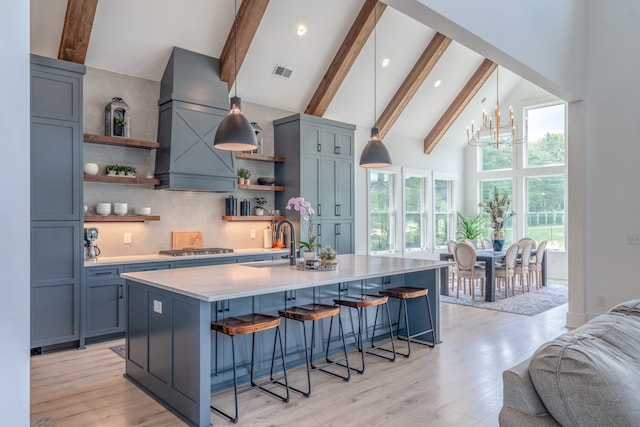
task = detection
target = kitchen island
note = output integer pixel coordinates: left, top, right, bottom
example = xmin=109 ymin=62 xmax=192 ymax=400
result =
xmin=121 ymin=254 xmax=449 ymax=427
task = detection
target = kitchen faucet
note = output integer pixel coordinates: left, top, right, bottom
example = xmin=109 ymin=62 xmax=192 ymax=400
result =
xmin=276 ymin=219 xmax=296 ymax=265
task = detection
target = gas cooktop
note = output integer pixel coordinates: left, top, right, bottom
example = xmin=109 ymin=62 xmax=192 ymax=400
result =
xmin=159 ymin=248 xmax=234 ymax=257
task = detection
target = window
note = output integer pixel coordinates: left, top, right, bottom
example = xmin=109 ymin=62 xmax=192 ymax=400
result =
xmin=525 ymin=176 xmax=565 ymax=250
xmin=525 ymin=103 xmax=565 ymax=167
xmin=434 ymin=178 xmax=453 ymax=247
xmin=404 ymin=173 xmax=428 ymax=251
xmin=368 ymin=170 xmax=397 ymax=252
xmin=479 ymin=179 xmax=514 ymax=244
xmin=480 ymin=142 xmax=512 ymax=171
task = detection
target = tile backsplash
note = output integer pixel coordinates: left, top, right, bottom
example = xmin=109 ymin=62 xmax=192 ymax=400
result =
xmin=83 ymin=66 xmax=294 ymax=256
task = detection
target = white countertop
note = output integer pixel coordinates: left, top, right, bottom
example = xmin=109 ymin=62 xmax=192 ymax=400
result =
xmin=84 ymin=248 xmax=289 ymax=267
xmin=121 ymin=254 xmax=449 ymax=302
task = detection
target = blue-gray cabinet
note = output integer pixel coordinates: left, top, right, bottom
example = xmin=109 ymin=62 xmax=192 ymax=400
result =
xmin=85 ymin=266 xmax=125 ymax=339
xmin=274 ymin=114 xmax=355 ymax=254
xmin=30 ymin=55 xmax=85 ymax=350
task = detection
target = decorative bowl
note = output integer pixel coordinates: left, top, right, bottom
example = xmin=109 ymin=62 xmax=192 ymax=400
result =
xmin=96 ymin=203 xmax=111 ymax=216
xmin=135 ymin=207 xmax=151 ymax=215
xmin=257 ymin=177 xmax=276 ymax=185
xmin=83 ymin=162 xmax=99 ymax=175
xmin=113 ymin=202 xmax=128 ymax=215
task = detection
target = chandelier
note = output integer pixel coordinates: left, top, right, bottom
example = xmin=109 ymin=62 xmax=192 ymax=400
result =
xmin=466 ymin=67 xmax=527 ymax=148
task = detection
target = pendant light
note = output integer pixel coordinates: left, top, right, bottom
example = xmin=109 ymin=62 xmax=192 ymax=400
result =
xmin=359 ymin=1 xmax=391 ymax=168
xmin=214 ymin=0 xmax=258 ymax=151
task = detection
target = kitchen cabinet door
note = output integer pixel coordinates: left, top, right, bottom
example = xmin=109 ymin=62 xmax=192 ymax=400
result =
xmin=317 ymin=220 xmax=354 ymax=255
xmin=85 ymin=274 xmax=125 ymax=338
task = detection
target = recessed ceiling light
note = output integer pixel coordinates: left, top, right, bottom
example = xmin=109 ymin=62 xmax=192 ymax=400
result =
xmin=381 ymin=58 xmax=390 ymax=68
xmin=434 ymin=79 xmax=442 ymax=88
xmin=296 ymin=24 xmax=307 ymax=36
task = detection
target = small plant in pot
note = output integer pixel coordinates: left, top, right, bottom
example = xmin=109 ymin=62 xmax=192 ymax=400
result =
xmin=105 ymin=164 xmax=118 ymax=176
xmin=237 ymin=168 xmax=251 ymax=185
xmin=116 ymin=165 xmax=127 ymax=176
xmin=318 ymin=246 xmax=337 ymax=267
xmin=125 ymin=166 xmax=136 ymax=177
xmin=254 ymin=197 xmax=267 ymax=215
xmin=113 ymin=116 xmax=127 ymax=137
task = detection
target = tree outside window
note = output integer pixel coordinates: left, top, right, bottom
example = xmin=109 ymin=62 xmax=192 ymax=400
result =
xmin=434 ymin=179 xmax=453 ymax=247
xmin=404 ymin=175 xmax=428 ymax=250
xmin=526 ymin=103 xmax=565 ymax=167
xmin=526 ymin=176 xmax=565 ymax=250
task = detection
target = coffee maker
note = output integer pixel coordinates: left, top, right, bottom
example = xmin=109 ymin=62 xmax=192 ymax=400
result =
xmin=84 ymin=227 xmax=101 ymax=260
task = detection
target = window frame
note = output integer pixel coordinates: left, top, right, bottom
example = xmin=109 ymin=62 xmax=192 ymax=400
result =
xmin=367 ymin=167 xmax=401 ymax=254
xmin=402 ymin=168 xmax=431 ymax=252
xmin=433 ymin=173 xmax=455 ymax=249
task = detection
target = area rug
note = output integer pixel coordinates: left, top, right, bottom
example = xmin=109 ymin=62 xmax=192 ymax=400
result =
xmin=110 ymin=344 xmax=125 ymax=359
xmin=440 ymin=281 xmax=568 ymax=316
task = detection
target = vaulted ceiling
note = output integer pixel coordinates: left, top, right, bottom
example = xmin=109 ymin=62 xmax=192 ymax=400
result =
xmin=30 ymin=0 xmax=534 ymax=153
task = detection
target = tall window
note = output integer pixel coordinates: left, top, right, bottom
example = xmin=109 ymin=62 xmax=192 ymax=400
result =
xmin=480 ymin=179 xmax=514 ymax=244
xmin=525 ymin=176 xmax=565 ymax=250
xmin=404 ymin=173 xmax=428 ymax=251
xmin=434 ymin=179 xmax=453 ymax=247
xmin=368 ymin=170 xmax=396 ymax=252
xmin=480 ymin=142 xmax=512 ymax=171
xmin=525 ymin=103 xmax=565 ymax=167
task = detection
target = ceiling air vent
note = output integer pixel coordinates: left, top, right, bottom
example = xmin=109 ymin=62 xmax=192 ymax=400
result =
xmin=272 ymin=64 xmax=293 ymax=79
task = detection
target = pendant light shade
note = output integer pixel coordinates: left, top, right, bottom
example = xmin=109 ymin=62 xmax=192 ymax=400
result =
xmin=359 ymin=127 xmax=391 ymax=168
xmin=213 ymin=96 xmax=258 ymax=151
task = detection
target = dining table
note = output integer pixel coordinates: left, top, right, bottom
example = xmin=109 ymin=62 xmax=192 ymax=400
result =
xmin=439 ymin=248 xmax=547 ymax=302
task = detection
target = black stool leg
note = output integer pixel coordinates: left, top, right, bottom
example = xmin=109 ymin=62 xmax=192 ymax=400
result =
xmin=368 ymin=301 xmax=397 ymax=361
xmin=394 ymin=295 xmax=435 ymax=358
xmin=210 ymin=335 xmax=240 ymax=423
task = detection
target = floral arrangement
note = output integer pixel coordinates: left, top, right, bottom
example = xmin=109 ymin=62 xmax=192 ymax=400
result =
xmin=285 ymin=196 xmax=320 ymax=251
xmin=478 ymin=186 xmax=515 ymax=240
xmin=318 ymin=246 xmax=337 ymax=266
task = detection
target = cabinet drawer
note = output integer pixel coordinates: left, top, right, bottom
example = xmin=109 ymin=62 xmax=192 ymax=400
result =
xmin=86 ymin=266 xmax=121 ymax=280
xmin=124 ymin=262 xmax=174 ymax=272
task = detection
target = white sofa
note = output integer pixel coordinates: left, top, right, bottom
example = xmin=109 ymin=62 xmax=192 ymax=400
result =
xmin=499 ymin=299 xmax=640 ymax=426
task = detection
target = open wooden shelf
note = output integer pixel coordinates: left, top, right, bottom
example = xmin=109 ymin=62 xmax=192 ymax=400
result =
xmin=84 ymin=174 xmax=160 ymax=185
xmin=84 ymin=215 xmax=160 ymax=222
xmin=222 ymin=215 xmax=285 ymax=222
xmin=234 ymin=152 xmax=285 ymax=163
xmin=238 ymin=184 xmax=285 ymax=191
xmin=83 ymin=133 xmax=160 ymax=149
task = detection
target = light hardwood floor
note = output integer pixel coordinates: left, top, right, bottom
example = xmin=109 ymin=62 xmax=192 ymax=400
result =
xmin=31 ymin=302 xmax=568 ymax=426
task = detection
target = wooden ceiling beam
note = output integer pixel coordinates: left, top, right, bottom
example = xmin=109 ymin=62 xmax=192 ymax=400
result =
xmin=377 ymin=32 xmax=451 ymax=140
xmin=58 ymin=0 xmax=99 ymax=64
xmin=305 ymin=0 xmax=386 ymax=117
xmin=219 ymin=0 xmax=270 ymax=91
xmin=423 ymin=58 xmax=497 ymax=154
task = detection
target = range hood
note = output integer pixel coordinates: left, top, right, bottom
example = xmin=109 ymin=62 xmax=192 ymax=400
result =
xmin=155 ymin=47 xmax=237 ymax=192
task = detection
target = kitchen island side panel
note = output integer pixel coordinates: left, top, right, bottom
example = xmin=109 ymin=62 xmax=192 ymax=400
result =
xmin=125 ymin=280 xmax=212 ymax=427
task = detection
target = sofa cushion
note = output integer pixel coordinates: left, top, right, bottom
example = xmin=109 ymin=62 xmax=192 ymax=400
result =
xmin=529 ymin=299 xmax=640 ymax=427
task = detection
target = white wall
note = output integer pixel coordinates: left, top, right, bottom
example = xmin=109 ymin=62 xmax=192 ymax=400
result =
xmin=1 ymin=1 xmax=30 ymax=425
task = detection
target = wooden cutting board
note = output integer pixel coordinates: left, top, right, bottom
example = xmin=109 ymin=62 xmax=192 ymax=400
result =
xmin=171 ymin=231 xmax=203 ymax=250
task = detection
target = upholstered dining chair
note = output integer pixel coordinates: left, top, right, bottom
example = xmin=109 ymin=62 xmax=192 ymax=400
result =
xmin=518 ymin=237 xmax=537 ymax=249
xmin=514 ymin=241 xmax=533 ymax=293
xmin=495 ymin=243 xmax=519 ymax=297
xmin=463 ymin=239 xmax=477 ymax=249
xmin=528 ymin=240 xmax=547 ymax=290
xmin=447 ymin=240 xmax=458 ymax=291
xmin=479 ymin=237 xmax=493 ymax=250
xmin=454 ymin=242 xmax=486 ymax=299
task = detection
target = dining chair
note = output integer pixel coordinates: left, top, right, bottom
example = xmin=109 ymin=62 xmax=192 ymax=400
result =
xmin=447 ymin=240 xmax=458 ymax=291
xmin=528 ymin=240 xmax=547 ymax=290
xmin=518 ymin=237 xmax=537 ymax=250
xmin=495 ymin=243 xmax=519 ymax=297
xmin=514 ymin=241 xmax=533 ymax=293
xmin=479 ymin=237 xmax=493 ymax=250
xmin=454 ymin=242 xmax=486 ymax=299
xmin=463 ymin=239 xmax=477 ymax=249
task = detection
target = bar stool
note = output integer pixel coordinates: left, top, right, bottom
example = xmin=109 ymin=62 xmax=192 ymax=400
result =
xmin=333 ymin=294 xmax=396 ymax=374
xmin=378 ymin=287 xmax=435 ymax=357
xmin=210 ymin=313 xmax=289 ymax=423
xmin=278 ymin=303 xmax=350 ymax=397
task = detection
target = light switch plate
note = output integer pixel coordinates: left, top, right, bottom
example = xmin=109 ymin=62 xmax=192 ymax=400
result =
xmin=153 ymin=300 xmax=162 ymax=314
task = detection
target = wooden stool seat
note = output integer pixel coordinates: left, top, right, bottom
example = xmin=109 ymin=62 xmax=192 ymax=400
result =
xmin=333 ymin=294 xmax=389 ymax=308
xmin=279 ymin=304 xmax=340 ymax=322
xmin=211 ymin=313 xmax=280 ymax=336
xmin=379 ymin=287 xmax=428 ymax=299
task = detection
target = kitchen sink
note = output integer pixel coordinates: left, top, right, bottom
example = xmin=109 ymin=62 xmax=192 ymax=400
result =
xmin=244 ymin=259 xmax=293 ymax=268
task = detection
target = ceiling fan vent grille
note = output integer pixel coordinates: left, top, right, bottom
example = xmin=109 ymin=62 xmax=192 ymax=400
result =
xmin=272 ymin=64 xmax=293 ymax=79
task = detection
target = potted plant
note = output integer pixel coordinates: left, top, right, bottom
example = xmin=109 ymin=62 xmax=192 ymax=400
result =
xmin=456 ymin=212 xmax=487 ymax=243
xmin=478 ymin=186 xmax=515 ymax=251
xmin=116 ymin=165 xmax=127 ymax=176
xmin=318 ymin=246 xmax=337 ymax=267
xmin=125 ymin=166 xmax=136 ymax=177
xmin=113 ymin=116 xmax=127 ymax=137
xmin=254 ymin=197 xmax=267 ymax=215
xmin=285 ymin=196 xmax=320 ymax=260
xmin=237 ymin=168 xmax=251 ymax=185
xmin=105 ymin=164 xmax=118 ymax=176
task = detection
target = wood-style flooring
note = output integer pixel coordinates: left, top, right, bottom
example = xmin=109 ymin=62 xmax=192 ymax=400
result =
xmin=30 ymin=302 xmax=568 ymax=426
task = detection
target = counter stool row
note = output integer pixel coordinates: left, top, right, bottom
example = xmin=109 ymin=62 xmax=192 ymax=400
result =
xmin=209 ymin=286 xmax=436 ymax=423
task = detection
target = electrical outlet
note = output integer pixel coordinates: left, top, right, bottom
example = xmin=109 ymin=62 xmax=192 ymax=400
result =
xmin=628 ymin=234 xmax=640 ymax=245
xmin=153 ymin=300 xmax=162 ymax=314
xmin=250 ymin=229 xmax=256 ymax=239
xmin=124 ymin=232 xmax=132 ymax=244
